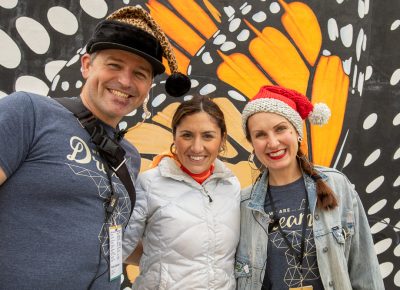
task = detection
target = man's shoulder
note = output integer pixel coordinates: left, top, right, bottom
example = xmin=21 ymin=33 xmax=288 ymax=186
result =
xmin=121 ymin=138 xmax=140 ymax=157
xmin=3 ymin=91 xmax=64 ymax=110
xmin=8 ymin=91 xmax=48 ymax=101
xmin=1 ymin=91 xmax=35 ymax=105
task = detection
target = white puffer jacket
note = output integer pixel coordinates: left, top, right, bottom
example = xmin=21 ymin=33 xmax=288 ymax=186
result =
xmin=123 ymin=157 xmax=241 ymax=290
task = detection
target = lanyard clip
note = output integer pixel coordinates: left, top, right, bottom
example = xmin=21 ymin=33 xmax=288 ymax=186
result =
xmin=106 ymin=195 xmax=119 ymax=215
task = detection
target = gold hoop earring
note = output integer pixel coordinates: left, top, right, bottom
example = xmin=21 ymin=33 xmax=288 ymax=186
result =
xmin=217 ymin=146 xmax=227 ymax=160
xmin=247 ymin=151 xmax=262 ymax=171
xmin=170 ymin=143 xmax=176 ymax=155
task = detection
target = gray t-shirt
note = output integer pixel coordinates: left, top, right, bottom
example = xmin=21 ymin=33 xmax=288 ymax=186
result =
xmin=263 ymin=178 xmax=324 ymax=290
xmin=0 ymin=92 xmax=140 ymax=289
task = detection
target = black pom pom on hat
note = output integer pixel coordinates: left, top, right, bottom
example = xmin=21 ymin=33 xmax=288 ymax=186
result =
xmin=166 ymin=72 xmax=191 ymax=97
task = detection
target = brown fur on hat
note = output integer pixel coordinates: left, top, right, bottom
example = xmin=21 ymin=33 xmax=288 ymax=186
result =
xmin=87 ymin=6 xmax=190 ymax=97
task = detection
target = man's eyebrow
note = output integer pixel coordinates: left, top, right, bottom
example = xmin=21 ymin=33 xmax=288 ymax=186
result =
xmin=106 ymin=56 xmax=152 ymax=74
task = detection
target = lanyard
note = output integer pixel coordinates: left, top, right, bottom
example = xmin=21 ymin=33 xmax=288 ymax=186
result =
xmin=55 ymin=97 xmax=136 ymax=219
xmin=266 ymin=181 xmax=309 ymax=267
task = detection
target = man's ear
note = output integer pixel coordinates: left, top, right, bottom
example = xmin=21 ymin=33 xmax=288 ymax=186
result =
xmin=81 ymin=54 xmax=91 ymax=79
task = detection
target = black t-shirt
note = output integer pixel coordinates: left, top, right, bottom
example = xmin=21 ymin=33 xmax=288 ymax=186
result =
xmin=262 ymin=178 xmax=324 ymax=290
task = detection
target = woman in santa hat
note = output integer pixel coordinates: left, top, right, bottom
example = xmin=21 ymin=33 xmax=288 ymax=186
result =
xmin=235 ymin=85 xmax=384 ymax=290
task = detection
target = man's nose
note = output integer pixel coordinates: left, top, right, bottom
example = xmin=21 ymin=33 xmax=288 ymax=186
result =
xmin=118 ymin=70 xmax=133 ymax=88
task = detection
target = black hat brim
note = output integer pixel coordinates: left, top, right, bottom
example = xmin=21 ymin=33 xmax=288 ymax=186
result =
xmin=89 ymin=42 xmax=165 ymax=75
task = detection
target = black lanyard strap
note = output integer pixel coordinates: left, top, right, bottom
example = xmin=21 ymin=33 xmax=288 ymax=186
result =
xmin=266 ymin=181 xmax=309 ymax=267
xmin=56 ymin=97 xmax=136 ymax=220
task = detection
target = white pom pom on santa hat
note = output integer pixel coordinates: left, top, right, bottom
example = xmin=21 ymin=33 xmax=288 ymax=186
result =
xmin=308 ymin=103 xmax=331 ymax=125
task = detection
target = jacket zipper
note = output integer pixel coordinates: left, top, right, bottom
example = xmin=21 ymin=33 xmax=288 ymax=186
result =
xmin=202 ymin=186 xmax=213 ymax=203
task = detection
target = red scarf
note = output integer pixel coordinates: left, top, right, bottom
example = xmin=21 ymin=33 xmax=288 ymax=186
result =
xmin=181 ymin=164 xmax=215 ymax=184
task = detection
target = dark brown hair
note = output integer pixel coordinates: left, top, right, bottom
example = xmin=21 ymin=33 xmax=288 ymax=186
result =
xmin=297 ymin=149 xmax=338 ymax=210
xmin=171 ymin=95 xmax=227 ymax=150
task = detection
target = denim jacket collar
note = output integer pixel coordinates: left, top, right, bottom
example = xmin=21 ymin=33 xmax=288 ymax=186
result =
xmin=246 ymin=168 xmax=329 ymax=216
xmin=247 ymin=171 xmax=268 ymax=215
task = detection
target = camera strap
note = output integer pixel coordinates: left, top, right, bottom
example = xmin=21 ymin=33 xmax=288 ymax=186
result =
xmin=56 ymin=97 xmax=136 ymax=219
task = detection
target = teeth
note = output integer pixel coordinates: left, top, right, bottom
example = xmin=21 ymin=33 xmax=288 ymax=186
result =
xmin=269 ymin=149 xmax=285 ymax=157
xmin=190 ymin=156 xmax=204 ymax=161
xmin=110 ymin=89 xmax=129 ymax=99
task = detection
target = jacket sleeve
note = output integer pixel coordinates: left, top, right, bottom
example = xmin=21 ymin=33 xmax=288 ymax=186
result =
xmin=346 ymin=178 xmax=385 ymax=290
xmin=122 ymin=173 xmax=149 ymax=262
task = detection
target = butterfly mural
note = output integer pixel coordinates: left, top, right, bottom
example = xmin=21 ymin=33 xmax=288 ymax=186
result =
xmin=49 ymin=0 xmax=359 ymax=188
xmin=0 ymin=0 xmax=399 ymax=288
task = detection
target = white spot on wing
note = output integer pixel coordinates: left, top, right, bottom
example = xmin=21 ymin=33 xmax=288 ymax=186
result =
xmin=0 ymin=29 xmax=21 ymax=68
xmin=47 ymin=6 xmax=79 ymax=35
xmin=80 ymin=0 xmax=107 ymax=18
xmin=15 ymin=75 xmax=49 ymax=96
xmin=16 ymin=17 xmax=50 ymax=54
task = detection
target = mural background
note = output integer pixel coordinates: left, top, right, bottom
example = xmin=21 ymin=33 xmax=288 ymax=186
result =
xmin=0 ymin=0 xmax=398 ymax=288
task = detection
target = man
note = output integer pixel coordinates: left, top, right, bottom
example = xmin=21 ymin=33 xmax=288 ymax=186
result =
xmin=0 ymin=6 xmax=189 ymax=289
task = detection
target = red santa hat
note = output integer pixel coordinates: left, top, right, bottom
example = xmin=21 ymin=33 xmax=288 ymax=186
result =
xmin=241 ymin=85 xmax=331 ymax=138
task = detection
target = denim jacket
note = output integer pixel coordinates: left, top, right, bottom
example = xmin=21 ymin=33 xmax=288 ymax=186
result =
xmin=235 ymin=166 xmax=385 ymax=290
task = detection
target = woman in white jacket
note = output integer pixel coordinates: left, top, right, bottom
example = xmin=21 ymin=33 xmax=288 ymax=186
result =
xmin=123 ymin=95 xmax=241 ymax=290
